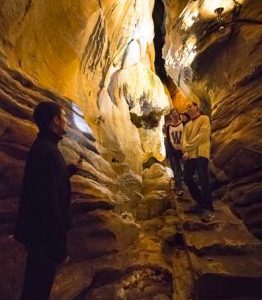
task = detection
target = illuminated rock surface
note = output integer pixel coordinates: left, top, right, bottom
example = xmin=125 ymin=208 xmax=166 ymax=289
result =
xmin=0 ymin=1 xmax=171 ymax=299
xmin=0 ymin=0 xmax=262 ymax=299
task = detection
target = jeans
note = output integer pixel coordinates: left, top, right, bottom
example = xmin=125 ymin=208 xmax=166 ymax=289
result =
xmin=170 ymin=156 xmax=183 ymax=190
xmin=183 ymin=157 xmax=213 ymax=210
xmin=20 ymin=245 xmax=57 ymax=300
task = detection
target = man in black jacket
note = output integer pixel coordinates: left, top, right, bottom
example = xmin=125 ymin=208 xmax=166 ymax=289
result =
xmin=15 ymin=101 xmax=79 ymax=300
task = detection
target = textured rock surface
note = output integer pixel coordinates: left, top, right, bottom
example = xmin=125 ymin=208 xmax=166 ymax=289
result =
xmin=165 ymin=192 xmax=262 ymax=300
xmin=0 ymin=1 xmax=171 ymax=299
xmin=136 ymin=164 xmax=171 ymax=220
xmin=0 ymin=0 xmax=262 ymax=299
xmin=163 ymin=0 xmax=262 ymax=238
xmin=0 ymin=0 xmax=170 ymax=172
xmin=0 ymin=60 xmax=144 ymax=299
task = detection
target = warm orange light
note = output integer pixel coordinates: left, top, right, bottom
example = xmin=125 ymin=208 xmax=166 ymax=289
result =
xmin=172 ymin=90 xmax=187 ymax=113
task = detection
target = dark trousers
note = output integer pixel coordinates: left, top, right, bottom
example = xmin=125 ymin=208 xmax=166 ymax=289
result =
xmin=184 ymin=157 xmax=213 ymax=210
xmin=21 ymin=245 xmax=57 ymax=300
xmin=170 ymin=156 xmax=183 ymax=190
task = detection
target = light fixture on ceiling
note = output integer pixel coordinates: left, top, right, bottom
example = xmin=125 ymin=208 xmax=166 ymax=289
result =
xmin=213 ymin=1 xmax=243 ymax=33
xmin=214 ymin=7 xmax=226 ymax=33
xmin=214 ymin=7 xmax=224 ymax=22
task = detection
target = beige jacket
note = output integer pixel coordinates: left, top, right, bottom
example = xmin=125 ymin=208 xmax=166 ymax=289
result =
xmin=183 ymin=115 xmax=211 ymax=159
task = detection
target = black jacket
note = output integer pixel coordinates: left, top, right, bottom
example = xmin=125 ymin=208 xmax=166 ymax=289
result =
xmin=15 ymin=130 xmax=75 ymax=263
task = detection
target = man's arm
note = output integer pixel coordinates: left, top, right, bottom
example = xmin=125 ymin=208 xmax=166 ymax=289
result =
xmin=67 ymin=157 xmax=83 ymax=177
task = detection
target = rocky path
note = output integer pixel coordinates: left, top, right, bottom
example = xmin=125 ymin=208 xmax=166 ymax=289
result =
xmin=165 ymin=191 xmax=262 ymax=300
xmin=1 ymin=182 xmax=262 ymax=300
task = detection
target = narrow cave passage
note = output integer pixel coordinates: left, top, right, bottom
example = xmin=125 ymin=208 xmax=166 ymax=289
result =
xmin=152 ymin=0 xmax=262 ymax=299
xmin=152 ymin=0 xmax=179 ymax=105
xmin=152 ymin=0 xmax=168 ymax=84
xmin=0 ymin=1 xmax=261 ymax=300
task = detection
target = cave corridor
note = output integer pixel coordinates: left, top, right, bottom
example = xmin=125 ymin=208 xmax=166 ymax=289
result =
xmin=0 ymin=0 xmax=262 ymax=299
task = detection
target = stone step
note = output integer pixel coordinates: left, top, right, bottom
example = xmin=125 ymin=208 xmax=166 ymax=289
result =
xmin=184 ymin=226 xmax=262 ymax=256
xmin=190 ymin=254 xmax=262 ymax=299
xmin=178 ymin=199 xmax=262 ymax=256
xmin=182 ymin=218 xmax=241 ymax=232
xmin=172 ymin=192 xmax=262 ymax=299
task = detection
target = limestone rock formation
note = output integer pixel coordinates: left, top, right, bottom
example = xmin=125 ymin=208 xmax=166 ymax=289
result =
xmin=0 ymin=1 xmax=172 ymax=299
xmin=68 ymin=209 xmax=141 ymax=261
xmin=0 ymin=60 xmax=143 ymax=299
xmin=0 ymin=0 xmax=170 ymax=172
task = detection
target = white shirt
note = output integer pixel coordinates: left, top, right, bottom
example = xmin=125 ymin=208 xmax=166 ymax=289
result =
xmin=169 ymin=122 xmax=183 ymax=151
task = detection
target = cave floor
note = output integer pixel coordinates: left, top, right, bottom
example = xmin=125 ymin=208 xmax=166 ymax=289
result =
xmin=160 ymin=190 xmax=262 ymax=300
xmin=50 ymin=189 xmax=262 ymax=300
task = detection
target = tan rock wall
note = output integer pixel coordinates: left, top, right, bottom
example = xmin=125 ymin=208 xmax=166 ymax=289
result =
xmin=0 ymin=2 xmax=172 ymax=297
xmin=0 ymin=0 xmax=170 ymax=173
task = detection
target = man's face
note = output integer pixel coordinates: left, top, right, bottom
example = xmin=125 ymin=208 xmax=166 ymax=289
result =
xmin=186 ymin=103 xmax=198 ymax=115
xmin=54 ymin=109 xmax=68 ymax=136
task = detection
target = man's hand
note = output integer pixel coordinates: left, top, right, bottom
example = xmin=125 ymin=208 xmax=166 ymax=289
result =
xmin=75 ymin=161 xmax=83 ymax=170
xmin=76 ymin=155 xmax=83 ymax=169
xmin=67 ymin=156 xmax=83 ymax=176
xmin=70 ymin=155 xmax=83 ymax=172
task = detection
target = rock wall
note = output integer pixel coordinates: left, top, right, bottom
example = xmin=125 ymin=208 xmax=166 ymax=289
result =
xmin=0 ymin=0 xmax=170 ymax=172
xmin=1 ymin=0 xmax=261 ymax=298
xmin=163 ymin=0 xmax=262 ymax=238
xmin=0 ymin=69 xmax=172 ymax=297
xmin=0 ymin=1 xmax=172 ymax=299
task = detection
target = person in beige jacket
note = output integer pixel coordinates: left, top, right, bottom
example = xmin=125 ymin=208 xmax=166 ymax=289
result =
xmin=182 ymin=102 xmax=214 ymax=222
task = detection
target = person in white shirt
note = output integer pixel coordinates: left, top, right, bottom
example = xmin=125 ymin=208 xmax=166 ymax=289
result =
xmin=166 ymin=108 xmax=184 ymax=196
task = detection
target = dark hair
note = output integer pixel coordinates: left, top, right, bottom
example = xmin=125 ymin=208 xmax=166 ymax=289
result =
xmin=165 ymin=114 xmax=172 ymax=122
xmin=33 ymin=101 xmax=63 ymax=131
xmin=192 ymin=101 xmax=198 ymax=107
xmin=170 ymin=108 xmax=178 ymax=114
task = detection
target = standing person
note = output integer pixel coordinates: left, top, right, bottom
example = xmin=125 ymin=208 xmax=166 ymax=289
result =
xmin=182 ymin=102 xmax=214 ymax=222
xmin=15 ymin=101 xmax=81 ymax=300
xmin=166 ymin=108 xmax=184 ymax=196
